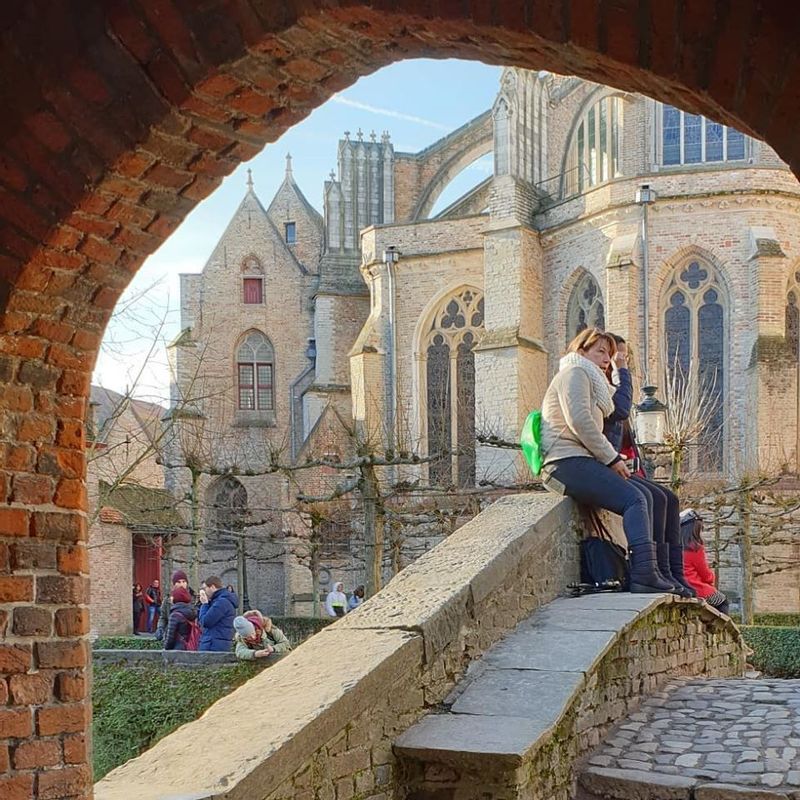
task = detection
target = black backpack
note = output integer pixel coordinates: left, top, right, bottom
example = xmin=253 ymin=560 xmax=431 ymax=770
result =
xmin=575 ymin=508 xmax=630 ymax=593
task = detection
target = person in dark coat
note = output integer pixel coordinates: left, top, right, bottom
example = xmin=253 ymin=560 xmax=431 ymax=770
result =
xmin=163 ymin=587 xmax=197 ymax=650
xmin=602 ymin=334 xmax=695 ymax=599
xmin=197 ymin=575 xmax=237 ymax=652
xmin=132 ymin=583 xmax=145 ymax=634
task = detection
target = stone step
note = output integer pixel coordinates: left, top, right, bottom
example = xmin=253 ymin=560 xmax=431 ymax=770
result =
xmin=578 ymin=765 xmax=799 ymax=800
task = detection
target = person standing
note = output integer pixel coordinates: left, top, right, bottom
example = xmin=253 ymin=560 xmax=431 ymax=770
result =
xmin=197 ymin=576 xmax=237 ymax=652
xmin=163 ymin=587 xmax=198 ymax=650
xmin=348 ymin=585 xmax=365 ymax=611
xmin=325 ymin=582 xmax=348 ymax=617
xmin=144 ymin=579 xmax=162 ymax=633
xmin=132 ymin=583 xmax=145 ymax=634
xmin=156 ymin=570 xmax=190 ymax=642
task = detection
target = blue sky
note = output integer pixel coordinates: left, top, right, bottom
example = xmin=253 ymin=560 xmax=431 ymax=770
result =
xmin=94 ymin=59 xmax=503 ymax=401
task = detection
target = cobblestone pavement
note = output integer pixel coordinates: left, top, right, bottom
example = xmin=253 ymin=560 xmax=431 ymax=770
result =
xmin=586 ymin=678 xmax=800 ymax=791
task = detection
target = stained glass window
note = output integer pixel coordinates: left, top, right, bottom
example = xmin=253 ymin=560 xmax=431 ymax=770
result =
xmin=566 ymin=272 xmax=605 ymax=345
xmin=424 ymin=289 xmax=484 ymax=488
xmin=660 ymin=104 xmax=748 ymax=165
xmin=237 ymin=331 xmax=274 ymax=412
xmin=662 ymin=260 xmax=727 ymax=471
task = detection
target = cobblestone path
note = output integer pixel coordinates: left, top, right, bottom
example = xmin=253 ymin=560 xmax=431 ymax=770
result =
xmin=584 ymin=678 xmax=800 ymax=794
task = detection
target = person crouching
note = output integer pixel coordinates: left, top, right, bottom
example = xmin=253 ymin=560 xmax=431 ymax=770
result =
xmin=233 ymin=611 xmax=292 ymax=661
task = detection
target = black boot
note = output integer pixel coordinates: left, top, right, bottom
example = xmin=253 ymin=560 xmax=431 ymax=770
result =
xmin=657 ymin=542 xmax=693 ymax=598
xmin=629 ymin=542 xmax=676 ymax=593
xmin=668 ymin=544 xmax=697 ymax=598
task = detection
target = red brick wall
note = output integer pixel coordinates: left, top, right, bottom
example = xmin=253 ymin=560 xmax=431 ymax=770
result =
xmin=2 ymin=3 xmax=800 ymax=797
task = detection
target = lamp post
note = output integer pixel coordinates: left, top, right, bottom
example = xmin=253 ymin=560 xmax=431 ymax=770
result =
xmin=634 ymin=385 xmax=667 ymax=479
xmin=635 ymin=184 xmax=657 ymax=381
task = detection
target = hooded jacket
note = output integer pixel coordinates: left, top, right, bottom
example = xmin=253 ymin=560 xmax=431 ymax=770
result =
xmin=198 ymin=587 xmax=237 ymax=652
xmin=164 ymin=601 xmax=197 ymax=651
xmin=234 ymin=611 xmax=292 ymax=661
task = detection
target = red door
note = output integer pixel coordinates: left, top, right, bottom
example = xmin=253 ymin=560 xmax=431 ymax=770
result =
xmin=133 ymin=535 xmax=162 ymax=631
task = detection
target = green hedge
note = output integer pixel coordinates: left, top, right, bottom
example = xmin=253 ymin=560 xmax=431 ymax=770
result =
xmin=93 ymin=617 xmax=333 ymax=652
xmin=730 ymin=612 xmax=800 ymax=628
xmin=93 ymin=636 xmax=161 ymax=651
xmin=93 ymin=661 xmax=262 ymax=780
xmin=741 ymin=625 xmax=800 ymax=678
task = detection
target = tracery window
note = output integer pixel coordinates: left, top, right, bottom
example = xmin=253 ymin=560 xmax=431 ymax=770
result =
xmin=209 ymin=476 xmax=247 ymax=553
xmin=565 ymin=272 xmax=605 ymax=345
xmin=564 ymin=95 xmax=622 ymax=196
xmin=663 ymin=260 xmax=727 ymax=471
xmin=237 ymin=331 xmax=274 ymax=412
xmin=786 ymin=271 xmax=800 ymax=359
xmin=659 ymin=104 xmax=747 ymax=166
xmin=424 ymin=289 xmax=484 ymax=488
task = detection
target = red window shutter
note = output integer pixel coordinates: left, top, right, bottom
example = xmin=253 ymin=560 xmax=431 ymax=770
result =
xmin=243 ymin=278 xmax=263 ymax=304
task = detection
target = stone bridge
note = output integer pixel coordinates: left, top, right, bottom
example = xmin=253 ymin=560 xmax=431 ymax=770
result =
xmin=95 ymin=494 xmax=745 ymax=800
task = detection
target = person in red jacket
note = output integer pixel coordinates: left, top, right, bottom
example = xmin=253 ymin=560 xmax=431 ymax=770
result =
xmin=680 ymin=509 xmax=729 ymax=615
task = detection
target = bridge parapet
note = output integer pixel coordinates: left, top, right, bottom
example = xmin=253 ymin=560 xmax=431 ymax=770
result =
xmin=396 ymin=594 xmax=745 ymax=800
xmin=95 ymin=493 xmax=579 ymax=799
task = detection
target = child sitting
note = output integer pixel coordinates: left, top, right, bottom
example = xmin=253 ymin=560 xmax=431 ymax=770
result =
xmin=680 ymin=509 xmax=729 ymax=615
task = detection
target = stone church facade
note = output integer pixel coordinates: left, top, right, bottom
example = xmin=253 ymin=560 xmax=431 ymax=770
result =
xmin=163 ymin=68 xmax=800 ymax=617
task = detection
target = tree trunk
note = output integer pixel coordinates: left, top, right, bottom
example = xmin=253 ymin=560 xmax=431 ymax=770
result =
xmin=310 ymin=546 xmax=320 ymax=618
xmin=189 ymin=468 xmax=203 ymax=590
xmin=362 ymin=466 xmax=384 ymax=598
xmin=236 ymin=534 xmax=245 ymax=614
xmin=670 ymin=447 xmax=683 ymax=494
xmin=740 ymin=488 xmax=754 ymax=626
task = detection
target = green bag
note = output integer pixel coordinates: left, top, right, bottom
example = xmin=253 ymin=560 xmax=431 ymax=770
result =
xmin=520 ymin=409 xmax=543 ymax=476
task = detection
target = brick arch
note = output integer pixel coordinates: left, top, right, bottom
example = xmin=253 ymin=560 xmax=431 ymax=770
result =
xmin=3 ymin=2 xmax=800 ymax=796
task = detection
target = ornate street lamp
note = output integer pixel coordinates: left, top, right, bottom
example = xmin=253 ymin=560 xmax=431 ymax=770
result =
xmin=634 ymin=385 xmax=667 ymax=446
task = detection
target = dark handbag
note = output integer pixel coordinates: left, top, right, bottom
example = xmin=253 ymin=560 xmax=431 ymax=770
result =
xmin=577 ymin=508 xmax=629 ymax=591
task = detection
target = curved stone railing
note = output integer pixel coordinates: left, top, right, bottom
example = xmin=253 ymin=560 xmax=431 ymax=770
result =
xmin=95 ymin=493 xmax=580 ymax=799
xmin=394 ymin=593 xmax=745 ymax=800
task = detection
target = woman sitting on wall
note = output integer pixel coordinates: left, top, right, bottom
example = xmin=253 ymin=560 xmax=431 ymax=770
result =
xmin=601 ymin=334 xmax=696 ymax=599
xmin=540 ymin=328 xmax=674 ymax=593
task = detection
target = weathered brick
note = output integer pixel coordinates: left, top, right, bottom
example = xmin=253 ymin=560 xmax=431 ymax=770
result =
xmin=55 ymin=606 xmax=90 ymax=637
xmin=37 ymin=701 xmax=89 ymax=735
xmin=37 ymin=575 xmax=89 ymax=605
xmin=37 ymin=764 xmax=92 ymax=800
xmin=11 ymin=473 xmax=53 ymax=505
xmin=0 ymin=575 xmax=33 ymax=602
xmin=36 ymin=640 xmax=88 ymax=670
xmin=12 ymin=737 xmax=61 ymax=769
xmin=0 ymin=774 xmax=34 ymax=800
xmin=63 ymin=732 xmax=87 ymax=764
xmin=32 ymin=510 xmax=86 ymax=542
xmin=11 ymin=540 xmax=57 ymax=570
xmin=54 ymin=672 xmax=86 ymax=703
xmin=0 ymin=507 xmax=30 ymax=536
xmin=8 ymin=673 xmax=53 ymax=705
xmin=12 ymin=605 xmax=52 ymax=637
xmin=0 ymin=707 xmax=33 ymax=738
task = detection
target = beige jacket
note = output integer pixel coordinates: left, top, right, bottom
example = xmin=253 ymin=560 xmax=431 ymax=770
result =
xmin=541 ymin=365 xmax=619 ymax=467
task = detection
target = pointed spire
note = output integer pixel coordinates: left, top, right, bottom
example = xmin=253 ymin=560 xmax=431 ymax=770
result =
xmin=246 ymin=168 xmax=254 ymax=191
xmin=356 ymin=127 xmax=364 ymax=141
xmin=370 ymin=130 xmax=377 ymax=143
xmin=285 ymin=152 xmax=293 ymax=179
xmin=329 ymin=168 xmax=336 ymax=181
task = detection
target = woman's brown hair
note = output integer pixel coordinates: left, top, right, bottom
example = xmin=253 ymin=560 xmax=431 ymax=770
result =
xmin=566 ymin=327 xmax=617 ymax=358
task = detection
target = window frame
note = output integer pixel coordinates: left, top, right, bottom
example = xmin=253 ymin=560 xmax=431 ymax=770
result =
xmin=656 ymin=102 xmax=749 ymax=167
xmin=284 ymin=221 xmax=296 ymax=244
xmin=660 ymin=259 xmax=729 ymax=473
xmin=236 ymin=331 xmax=276 ymax=419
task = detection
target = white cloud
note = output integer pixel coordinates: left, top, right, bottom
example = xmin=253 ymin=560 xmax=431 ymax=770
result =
xmin=331 ymin=95 xmax=451 ymax=132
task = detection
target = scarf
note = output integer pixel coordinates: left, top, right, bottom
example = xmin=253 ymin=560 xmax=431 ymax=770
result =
xmin=559 ymin=351 xmax=615 ymax=417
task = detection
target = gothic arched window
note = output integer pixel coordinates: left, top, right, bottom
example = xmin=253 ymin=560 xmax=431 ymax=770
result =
xmin=786 ymin=271 xmax=800 ymax=359
xmin=659 ymin=104 xmax=747 ymax=166
xmin=565 ymin=272 xmax=605 ymax=345
xmin=209 ymin=476 xmax=247 ymax=553
xmin=662 ymin=260 xmax=727 ymax=470
xmin=237 ymin=331 xmax=274 ymax=412
xmin=424 ymin=289 xmax=484 ymax=488
xmin=564 ymin=95 xmax=622 ymax=197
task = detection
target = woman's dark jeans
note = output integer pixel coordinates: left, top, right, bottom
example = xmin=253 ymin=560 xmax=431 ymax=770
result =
xmin=628 ymin=477 xmax=681 ymax=546
xmin=543 ymin=457 xmax=654 ymax=546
